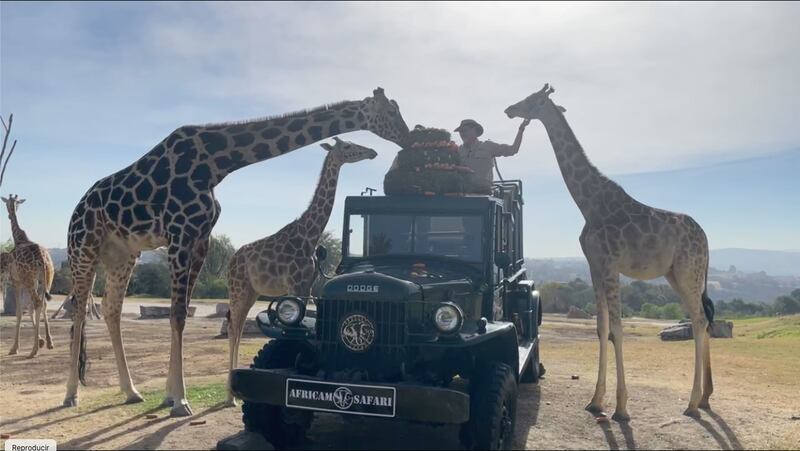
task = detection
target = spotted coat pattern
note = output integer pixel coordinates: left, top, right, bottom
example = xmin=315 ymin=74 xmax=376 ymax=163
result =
xmin=2 ymin=195 xmax=55 ymax=358
xmin=62 ymin=88 xmax=409 ymax=416
xmin=505 ymin=84 xmax=713 ymax=420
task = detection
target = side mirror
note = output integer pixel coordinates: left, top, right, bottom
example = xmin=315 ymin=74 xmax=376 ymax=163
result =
xmin=315 ymin=245 xmax=328 ymax=262
xmin=494 ymin=252 xmax=511 ymax=269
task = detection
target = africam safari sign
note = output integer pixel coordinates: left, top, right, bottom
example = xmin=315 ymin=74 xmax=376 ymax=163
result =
xmin=285 ymin=379 xmax=396 ymax=418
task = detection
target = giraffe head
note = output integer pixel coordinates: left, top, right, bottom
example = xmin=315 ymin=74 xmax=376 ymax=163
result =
xmin=361 ymin=87 xmax=409 ymax=145
xmin=504 ymin=83 xmax=567 ymax=121
xmin=321 ymin=137 xmax=377 ymax=164
xmin=1 ymin=194 xmax=25 ymax=216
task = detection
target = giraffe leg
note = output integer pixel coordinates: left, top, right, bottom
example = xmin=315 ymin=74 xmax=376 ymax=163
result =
xmin=700 ymin=328 xmax=713 ymax=409
xmin=585 ymin=266 xmax=612 ymax=415
xmin=63 ymin=255 xmax=96 ymax=407
xmin=227 ymin=284 xmax=257 ymax=407
xmin=42 ymin=291 xmax=54 ymax=349
xmin=608 ymin=289 xmax=630 ymax=422
xmin=163 ymin=238 xmax=208 ymax=408
xmin=665 ymin=269 xmax=708 ymax=418
xmin=26 ymin=283 xmax=44 ymax=359
xmin=102 ymin=254 xmax=143 ymax=404
xmin=8 ymin=286 xmax=23 ymax=355
xmin=165 ymin=239 xmax=209 ymax=417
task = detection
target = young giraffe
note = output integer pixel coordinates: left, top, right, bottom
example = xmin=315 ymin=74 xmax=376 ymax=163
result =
xmin=2 ymin=195 xmax=55 ymax=357
xmin=225 ymin=137 xmax=377 ymax=406
xmin=505 ymin=84 xmax=715 ymax=420
xmin=64 ymin=88 xmax=408 ymax=416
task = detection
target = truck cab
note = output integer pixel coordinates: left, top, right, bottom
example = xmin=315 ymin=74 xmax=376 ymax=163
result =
xmin=229 ymin=180 xmax=543 ymax=450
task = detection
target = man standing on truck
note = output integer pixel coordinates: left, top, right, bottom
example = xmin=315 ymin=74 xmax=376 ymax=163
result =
xmin=455 ymin=118 xmax=530 ymax=194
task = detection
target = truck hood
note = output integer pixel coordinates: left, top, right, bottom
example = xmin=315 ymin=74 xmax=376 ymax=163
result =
xmin=322 ymin=258 xmax=478 ymax=303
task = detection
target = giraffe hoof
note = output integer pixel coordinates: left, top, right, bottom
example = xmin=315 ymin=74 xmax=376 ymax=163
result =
xmin=585 ymin=403 xmax=605 ymax=415
xmin=125 ymin=393 xmax=145 ymax=404
xmin=683 ymin=407 xmax=701 ymax=419
xmin=170 ymin=401 xmax=193 ymax=417
xmin=699 ymin=400 xmax=711 ymax=410
xmin=26 ymin=352 xmax=37 ymax=359
xmin=47 ymin=342 xmax=54 ymax=350
xmin=39 ymin=338 xmax=46 ymax=348
xmin=63 ymin=396 xmax=78 ymax=407
xmin=612 ymin=411 xmax=631 ymax=422
xmin=7 ymin=348 xmax=18 ymax=355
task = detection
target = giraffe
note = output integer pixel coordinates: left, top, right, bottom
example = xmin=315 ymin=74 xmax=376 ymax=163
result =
xmin=63 ymin=88 xmax=408 ymax=416
xmin=505 ymin=84 xmax=715 ymax=420
xmin=225 ymin=137 xmax=377 ymax=406
xmin=1 ymin=195 xmax=55 ymax=357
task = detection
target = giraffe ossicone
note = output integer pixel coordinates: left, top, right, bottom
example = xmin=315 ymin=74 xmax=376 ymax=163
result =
xmin=63 ymin=88 xmax=408 ymax=416
xmin=506 ymin=84 xmax=715 ymax=420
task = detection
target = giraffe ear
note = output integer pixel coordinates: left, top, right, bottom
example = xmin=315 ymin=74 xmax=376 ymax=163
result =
xmin=320 ymin=143 xmax=334 ymax=151
xmin=18 ymin=198 xmax=25 ymax=204
xmin=0 ymin=197 xmax=6 ymax=203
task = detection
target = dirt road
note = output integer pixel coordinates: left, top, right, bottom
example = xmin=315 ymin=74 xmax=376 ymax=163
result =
xmin=0 ymin=301 xmax=797 ymax=450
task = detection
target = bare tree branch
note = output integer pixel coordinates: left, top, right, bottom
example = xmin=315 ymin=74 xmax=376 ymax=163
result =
xmin=0 ymin=114 xmax=16 ymax=189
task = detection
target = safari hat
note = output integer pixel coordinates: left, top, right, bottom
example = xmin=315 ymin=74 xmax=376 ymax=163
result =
xmin=454 ymin=119 xmax=484 ymax=137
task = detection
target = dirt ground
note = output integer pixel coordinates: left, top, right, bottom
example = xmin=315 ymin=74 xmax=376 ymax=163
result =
xmin=0 ymin=299 xmax=798 ymax=450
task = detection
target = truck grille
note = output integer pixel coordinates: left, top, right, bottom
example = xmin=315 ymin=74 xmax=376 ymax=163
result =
xmin=316 ymin=299 xmax=406 ymax=374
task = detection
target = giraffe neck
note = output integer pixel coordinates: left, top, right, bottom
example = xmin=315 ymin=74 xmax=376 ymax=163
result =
xmin=7 ymin=210 xmax=30 ymax=245
xmin=299 ymin=152 xmax=343 ymax=247
xmin=174 ymin=100 xmax=368 ymax=186
xmin=539 ymin=101 xmax=625 ymax=220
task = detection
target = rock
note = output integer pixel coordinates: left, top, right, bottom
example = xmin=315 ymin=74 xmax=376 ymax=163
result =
xmin=566 ymin=305 xmax=592 ymax=319
xmin=571 ymin=375 xmax=580 ymax=380
xmin=218 ymin=318 xmax=261 ymax=338
xmin=145 ymin=414 xmax=158 ymax=419
xmin=659 ymin=321 xmax=734 ymax=341
xmin=212 ymin=303 xmax=230 ymax=318
xmin=217 ymin=430 xmax=275 ymax=451
xmin=190 ymin=420 xmax=206 ymax=426
xmin=1 ymin=433 xmax=10 ymax=439
xmin=139 ymin=305 xmax=196 ymax=319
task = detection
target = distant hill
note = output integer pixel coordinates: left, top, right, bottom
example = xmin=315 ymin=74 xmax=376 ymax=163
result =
xmin=525 ymin=248 xmax=800 ymax=303
xmin=709 ymin=248 xmax=800 ymax=277
xmin=47 ymin=248 xmax=165 ymax=267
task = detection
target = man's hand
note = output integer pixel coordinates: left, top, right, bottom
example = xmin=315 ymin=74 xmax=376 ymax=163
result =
xmin=519 ymin=118 xmax=531 ymax=131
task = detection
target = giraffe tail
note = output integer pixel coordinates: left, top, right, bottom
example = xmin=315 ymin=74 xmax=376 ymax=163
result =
xmin=67 ymin=295 xmax=88 ymax=386
xmin=702 ymin=260 xmax=715 ymax=327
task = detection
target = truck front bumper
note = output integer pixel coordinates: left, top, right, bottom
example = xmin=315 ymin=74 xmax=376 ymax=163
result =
xmin=230 ymin=368 xmax=470 ymax=424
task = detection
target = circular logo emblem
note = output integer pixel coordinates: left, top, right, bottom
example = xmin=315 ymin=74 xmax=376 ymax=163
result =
xmin=339 ymin=313 xmax=375 ymax=352
xmin=332 ymin=387 xmax=354 ymax=410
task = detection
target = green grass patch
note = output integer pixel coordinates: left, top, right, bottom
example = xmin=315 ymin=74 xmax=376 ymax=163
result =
xmin=81 ymin=382 xmax=228 ymax=414
xmin=731 ymin=315 xmax=800 ymax=339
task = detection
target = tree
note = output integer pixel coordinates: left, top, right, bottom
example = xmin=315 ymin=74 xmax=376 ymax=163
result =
xmin=200 ymin=234 xmax=236 ymax=281
xmin=130 ymin=262 xmax=171 ymax=298
xmin=773 ymin=296 xmax=800 ymax=316
xmin=791 ymin=289 xmax=800 ymax=302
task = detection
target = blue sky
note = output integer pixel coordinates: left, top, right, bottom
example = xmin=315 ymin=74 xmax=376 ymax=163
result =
xmin=1 ymin=2 xmax=798 ymax=257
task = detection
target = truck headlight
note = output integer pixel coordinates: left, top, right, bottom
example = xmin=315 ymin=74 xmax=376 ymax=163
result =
xmin=276 ymin=298 xmax=304 ymax=326
xmin=434 ymin=303 xmax=463 ymax=334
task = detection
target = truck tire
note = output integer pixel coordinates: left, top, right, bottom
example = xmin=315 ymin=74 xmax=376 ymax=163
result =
xmin=461 ymin=362 xmax=518 ymax=450
xmin=242 ymin=340 xmax=312 ymax=449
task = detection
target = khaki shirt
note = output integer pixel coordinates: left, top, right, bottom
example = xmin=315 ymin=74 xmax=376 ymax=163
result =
xmin=458 ymin=139 xmax=517 ymax=192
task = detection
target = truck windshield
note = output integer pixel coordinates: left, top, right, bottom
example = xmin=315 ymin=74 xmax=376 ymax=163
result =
xmin=347 ymin=214 xmax=483 ymax=262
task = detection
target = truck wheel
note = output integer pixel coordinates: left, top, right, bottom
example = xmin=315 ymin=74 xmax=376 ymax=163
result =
xmin=520 ymin=341 xmax=541 ymax=384
xmin=242 ymin=340 xmax=312 ymax=449
xmin=461 ymin=362 xmax=518 ymax=450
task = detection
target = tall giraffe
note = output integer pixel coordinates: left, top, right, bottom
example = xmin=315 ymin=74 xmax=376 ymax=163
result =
xmin=64 ymin=88 xmax=408 ymax=416
xmin=2 ymin=195 xmax=55 ymax=357
xmin=225 ymin=137 xmax=377 ymax=406
xmin=505 ymin=85 xmax=714 ymax=420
